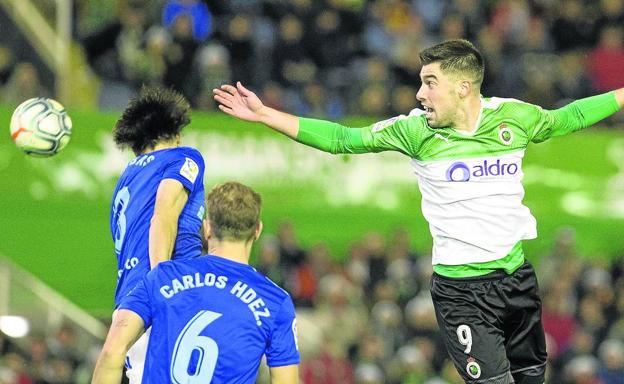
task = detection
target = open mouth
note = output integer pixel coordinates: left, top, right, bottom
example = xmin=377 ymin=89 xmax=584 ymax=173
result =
xmin=423 ymin=106 xmax=434 ymax=119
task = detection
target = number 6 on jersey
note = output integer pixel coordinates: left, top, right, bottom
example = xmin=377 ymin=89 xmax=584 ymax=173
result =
xmin=171 ymin=310 xmax=222 ymax=383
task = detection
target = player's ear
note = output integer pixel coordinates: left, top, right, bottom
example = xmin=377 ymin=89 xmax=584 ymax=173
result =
xmin=254 ymin=220 xmax=263 ymax=241
xmin=203 ymin=219 xmax=212 ymax=240
xmin=458 ymin=80 xmax=471 ymax=98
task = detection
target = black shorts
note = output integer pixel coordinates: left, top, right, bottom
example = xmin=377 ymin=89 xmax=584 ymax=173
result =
xmin=430 ymin=262 xmax=547 ymax=384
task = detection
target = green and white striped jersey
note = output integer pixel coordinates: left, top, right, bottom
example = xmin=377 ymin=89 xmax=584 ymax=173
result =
xmin=297 ymin=92 xmax=619 ymax=271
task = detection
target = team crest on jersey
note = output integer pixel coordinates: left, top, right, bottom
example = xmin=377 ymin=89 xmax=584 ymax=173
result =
xmin=466 ymin=358 xmax=481 ymax=379
xmin=498 ymin=124 xmax=513 ymax=145
xmin=180 ymin=157 xmax=199 ymax=183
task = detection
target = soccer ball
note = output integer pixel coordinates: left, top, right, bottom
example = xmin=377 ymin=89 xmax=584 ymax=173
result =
xmin=10 ymin=97 xmax=72 ymax=157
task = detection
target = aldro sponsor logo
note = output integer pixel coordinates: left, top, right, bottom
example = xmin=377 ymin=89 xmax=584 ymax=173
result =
xmin=445 ymin=159 xmax=519 ymax=182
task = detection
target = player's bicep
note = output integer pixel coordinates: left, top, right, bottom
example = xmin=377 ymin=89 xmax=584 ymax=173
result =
xmin=153 ymin=179 xmax=189 ymax=220
xmin=269 ymin=364 xmax=299 ymax=384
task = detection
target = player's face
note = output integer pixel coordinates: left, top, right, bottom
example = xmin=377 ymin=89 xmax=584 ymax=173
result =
xmin=417 ymin=63 xmax=461 ymax=128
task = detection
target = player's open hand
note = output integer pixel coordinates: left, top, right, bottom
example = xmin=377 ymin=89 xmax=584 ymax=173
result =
xmin=213 ymin=82 xmax=264 ymax=122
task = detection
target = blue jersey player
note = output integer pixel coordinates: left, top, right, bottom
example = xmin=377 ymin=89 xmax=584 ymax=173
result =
xmin=109 ymin=87 xmax=205 ymax=383
xmin=94 ymin=182 xmax=300 ymax=383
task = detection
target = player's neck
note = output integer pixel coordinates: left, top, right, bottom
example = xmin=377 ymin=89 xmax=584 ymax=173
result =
xmin=141 ymin=139 xmax=180 ymax=154
xmin=452 ymin=96 xmax=482 ymax=133
xmin=208 ymin=241 xmax=251 ymax=265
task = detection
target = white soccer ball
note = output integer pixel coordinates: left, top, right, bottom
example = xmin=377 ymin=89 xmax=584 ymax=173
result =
xmin=10 ymin=97 xmax=72 ymax=157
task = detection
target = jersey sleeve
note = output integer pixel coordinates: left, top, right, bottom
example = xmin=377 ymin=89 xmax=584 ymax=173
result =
xmin=297 ymin=112 xmax=426 ymax=157
xmin=265 ymin=297 xmax=300 ymax=367
xmin=527 ymin=91 xmax=620 ymax=143
xmin=117 ymin=271 xmax=155 ymax=329
xmin=162 ymin=148 xmax=205 ymax=192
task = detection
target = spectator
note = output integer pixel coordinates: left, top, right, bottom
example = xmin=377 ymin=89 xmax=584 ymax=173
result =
xmin=82 ymin=0 xmax=151 ymax=109
xmin=1 ymin=62 xmax=49 ymax=105
xmin=272 ymin=14 xmax=316 ymax=90
xmin=562 ymin=355 xmax=601 ymax=384
xmin=277 ymin=221 xmax=307 ymax=267
xmin=222 ymin=15 xmax=256 ymax=86
xmin=162 ymin=12 xmax=199 ymax=96
xmin=551 ymin=328 xmax=597 ymax=383
xmin=0 ymin=44 xmax=14 ymax=88
xmin=300 ymin=333 xmax=354 ymax=384
xmin=588 ymin=25 xmax=624 ymax=93
xmin=597 ymin=339 xmax=624 ymax=384
xmin=542 ymin=287 xmax=578 ymax=357
xmin=47 ymin=324 xmax=80 ymax=369
xmin=162 ymin=0 xmax=213 ymax=42
xmin=550 ymin=0 xmax=594 ymax=52
xmin=191 ymin=42 xmax=231 ymax=110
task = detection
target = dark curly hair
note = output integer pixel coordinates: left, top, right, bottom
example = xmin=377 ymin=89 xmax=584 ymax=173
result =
xmin=113 ymin=87 xmax=191 ymax=155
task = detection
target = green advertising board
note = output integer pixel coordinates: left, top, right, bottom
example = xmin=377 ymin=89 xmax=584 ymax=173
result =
xmin=1 ymin=104 xmax=623 ymax=315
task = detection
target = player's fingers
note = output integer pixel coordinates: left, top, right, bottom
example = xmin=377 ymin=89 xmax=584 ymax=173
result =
xmin=236 ymin=81 xmax=251 ymax=96
xmin=218 ymin=104 xmax=234 ymax=115
xmin=220 ymin=84 xmax=238 ymax=95
xmin=214 ymin=92 xmax=236 ymax=104
xmin=212 ymin=89 xmax=232 ymax=100
xmin=213 ymin=94 xmax=233 ymax=108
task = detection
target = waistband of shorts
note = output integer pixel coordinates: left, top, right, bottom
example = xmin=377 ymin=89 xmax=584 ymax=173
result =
xmin=432 ymin=261 xmax=531 ymax=282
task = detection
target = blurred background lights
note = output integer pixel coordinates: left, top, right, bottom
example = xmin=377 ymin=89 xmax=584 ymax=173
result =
xmin=0 ymin=315 xmax=30 ymax=338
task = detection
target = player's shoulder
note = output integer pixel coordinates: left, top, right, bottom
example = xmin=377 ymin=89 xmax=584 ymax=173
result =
xmin=408 ymin=107 xmax=427 ymax=117
xmin=482 ymin=97 xmax=544 ymax=121
xmin=175 ymin=146 xmax=203 ymax=156
xmin=234 ymin=262 xmax=292 ymax=301
xmin=161 ymin=147 xmax=205 ymax=180
xmin=371 ymin=108 xmax=428 ymax=132
xmin=406 ymin=108 xmax=435 ymax=130
xmin=169 ymin=146 xmax=204 ymax=163
xmin=482 ymin=97 xmax=540 ymax=112
xmin=259 ymin=274 xmax=291 ymax=300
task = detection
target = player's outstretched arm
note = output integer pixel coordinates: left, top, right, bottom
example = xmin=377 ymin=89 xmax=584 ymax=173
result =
xmin=213 ymin=82 xmax=408 ymax=155
xmin=615 ymin=87 xmax=624 ymax=108
xmin=269 ymin=365 xmax=299 ymax=384
xmin=92 ymin=310 xmax=144 ymax=384
xmin=213 ymin=82 xmax=300 ymax=139
xmin=149 ymin=179 xmax=189 ymax=268
xmin=531 ymin=88 xmax=623 ymax=142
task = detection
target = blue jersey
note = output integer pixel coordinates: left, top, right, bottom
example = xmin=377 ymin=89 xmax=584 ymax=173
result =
xmin=110 ymin=146 xmax=205 ymax=307
xmin=119 ymin=255 xmax=300 ymax=384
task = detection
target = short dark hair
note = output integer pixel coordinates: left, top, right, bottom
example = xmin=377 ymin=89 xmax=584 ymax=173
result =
xmin=419 ymin=39 xmax=484 ymax=84
xmin=207 ymin=182 xmax=262 ymax=242
xmin=114 ymin=87 xmax=191 ymax=155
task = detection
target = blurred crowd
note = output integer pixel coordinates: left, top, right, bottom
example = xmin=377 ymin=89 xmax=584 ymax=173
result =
xmin=2 ymin=224 xmax=624 ymax=384
xmin=1 ymin=0 xmax=624 ymax=120
xmin=0 ymin=324 xmax=97 ymax=384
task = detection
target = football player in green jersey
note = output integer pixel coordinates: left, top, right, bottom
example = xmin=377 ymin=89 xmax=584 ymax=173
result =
xmin=213 ymin=39 xmax=623 ymax=384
